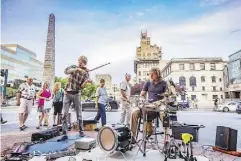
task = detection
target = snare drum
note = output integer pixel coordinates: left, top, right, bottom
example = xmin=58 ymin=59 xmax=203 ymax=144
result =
xmin=97 ymin=124 xmax=132 ymax=154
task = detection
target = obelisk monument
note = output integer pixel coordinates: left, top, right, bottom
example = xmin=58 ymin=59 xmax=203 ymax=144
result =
xmin=43 ymin=13 xmax=55 ymax=89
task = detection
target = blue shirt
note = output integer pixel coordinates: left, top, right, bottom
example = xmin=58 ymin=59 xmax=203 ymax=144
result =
xmin=53 ymin=89 xmax=64 ymax=102
xmin=142 ymin=80 xmax=168 ymax=102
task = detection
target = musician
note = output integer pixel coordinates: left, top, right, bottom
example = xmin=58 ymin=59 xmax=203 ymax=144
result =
xmin=57 ymin=55 xmax=92 ymax=141
xmin=130 ymin=67 xmax=168 ymax=142
xmin=119 ymin=73 xmax=132 ymax=126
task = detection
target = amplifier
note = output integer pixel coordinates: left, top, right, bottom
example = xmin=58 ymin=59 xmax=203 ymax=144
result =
xmin=171 ymin=123 xmax=205 ymax=142
xmin=75 ymin=137 xmax=96 ymax=150
xmin=83 ymin=120 xmax=97 ymax=131
xmin=215 ymin=126 xmax=237 ymax=151
xmin=31 ymin=127 xmax=60 ymax=142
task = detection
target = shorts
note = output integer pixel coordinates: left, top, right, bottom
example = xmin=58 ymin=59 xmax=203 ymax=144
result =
xmin=38 ymin=106 xmax=51 ymax=113
xmin=53 ymin=102 xmax=63 ymax=115
xmin=19 ymin=98 xmax=33 ymax=114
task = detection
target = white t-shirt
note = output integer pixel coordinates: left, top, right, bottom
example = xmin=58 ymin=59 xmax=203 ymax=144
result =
xmin=120 ymin=81 xmax=131 ymax=100
xmin=95 ymin=87 xmax=108 ymax=104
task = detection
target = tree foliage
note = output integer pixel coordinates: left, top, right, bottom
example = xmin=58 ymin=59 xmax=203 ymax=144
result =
xmin=55 ymin=77 xmax=68 ymax=88
xmin=81 ymin=83 xmax=97 ymax=100
xmin=131 ymin=82 xmax=145 ymax=95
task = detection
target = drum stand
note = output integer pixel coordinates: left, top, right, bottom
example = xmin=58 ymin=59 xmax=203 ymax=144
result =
xmin=134 ymin=112 xmax=163 ymax=158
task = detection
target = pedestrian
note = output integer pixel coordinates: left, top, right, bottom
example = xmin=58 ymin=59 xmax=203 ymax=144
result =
xmin=36 ymin=82 xmax=52 ymax=129
xmin=52 ymin=82 xmax=64 ymax=126
xmin=18 ymin=77 xmax=36 ymax=130
xmin=119 ymin=73 xmax=132 ymax=127
xmin=57 ymin=55 xmax=92 ymax=141
xmin=94 ymin=78 xmax=107 ymax=131
xmin=1 ymin=113 xmax=7 ymax=125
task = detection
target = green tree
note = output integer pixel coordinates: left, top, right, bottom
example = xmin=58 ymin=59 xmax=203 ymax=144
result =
xmin=55 ymin=77 xmax=68 ymax=88
xmin=81 ymin=83 xmax=97 ymax=100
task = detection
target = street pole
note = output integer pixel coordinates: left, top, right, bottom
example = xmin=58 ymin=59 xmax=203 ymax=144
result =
xmin=3 ymin=69 xmax=8 ymax=99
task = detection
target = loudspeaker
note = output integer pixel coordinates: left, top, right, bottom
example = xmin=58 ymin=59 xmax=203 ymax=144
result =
xmin=215 ymin=126 xmax=237 ymax=151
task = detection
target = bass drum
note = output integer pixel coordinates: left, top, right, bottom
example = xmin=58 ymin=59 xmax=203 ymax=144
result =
xmin=97 ymin=124 xmax=132 ymax=154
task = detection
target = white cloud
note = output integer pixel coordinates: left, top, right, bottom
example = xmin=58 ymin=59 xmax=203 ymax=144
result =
xmin=136 ymin=12 xmax=144 ymax=16
xmin=1 ymin=2 xmax=241 ymax=84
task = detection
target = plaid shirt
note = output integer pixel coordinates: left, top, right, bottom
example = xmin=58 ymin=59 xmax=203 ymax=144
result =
xmin=64 ymin=65 xmax=88 ymax=91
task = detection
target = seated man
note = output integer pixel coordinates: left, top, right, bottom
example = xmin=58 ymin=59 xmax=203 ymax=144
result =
xmin=130 ymin=67 xmax=168 ymax=141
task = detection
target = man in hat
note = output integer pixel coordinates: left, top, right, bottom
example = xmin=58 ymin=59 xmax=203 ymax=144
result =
xmin=18 ymin=77 xmax=36 ymax=130
xmin=58 ymin=55 xmax=92 ymax=141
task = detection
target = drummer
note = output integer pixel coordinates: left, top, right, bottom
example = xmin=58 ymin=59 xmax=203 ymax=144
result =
xmin=130 ymin=67 xmax=168 ymax=143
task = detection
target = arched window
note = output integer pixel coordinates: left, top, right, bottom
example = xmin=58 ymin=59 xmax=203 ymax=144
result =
xmin=190 ymin=76 xmax=196 ymax=86
xmin=147 ymin=53 xmax=151 ymax=57
xmin=211 ymin=76 xmax=216 ymax=83
xmin=179 ymin=76 xmax=186 ymax=86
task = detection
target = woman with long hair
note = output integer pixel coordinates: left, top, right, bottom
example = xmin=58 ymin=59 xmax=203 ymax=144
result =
xmin=36 ymin=82 xmax=51 ymax=129
xmin=52 ymin=82 xmax=64 ymax=126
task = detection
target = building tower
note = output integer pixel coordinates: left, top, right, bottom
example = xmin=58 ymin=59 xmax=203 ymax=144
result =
xmin=43 ymin=13 xmax=55 ymax=89
xmin=134 ymin=31 xmax=163 ymax=83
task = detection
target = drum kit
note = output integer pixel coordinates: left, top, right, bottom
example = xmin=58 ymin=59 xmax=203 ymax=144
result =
xmin=95 ymin=98 xmax=209 ymax=161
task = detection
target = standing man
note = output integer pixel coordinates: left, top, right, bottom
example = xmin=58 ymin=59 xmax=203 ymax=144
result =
xmin=0 ymin=83 xmax=7 ymax=124
xmin=18 ymin=77 xmax=36 ymax=130
xmin=94 ymin=78 xmax=108 ymax=130
xmin=58 ymin=55 xmax=92 ymax=141
xmin=119 ymin=73 xmax=132 ymax=126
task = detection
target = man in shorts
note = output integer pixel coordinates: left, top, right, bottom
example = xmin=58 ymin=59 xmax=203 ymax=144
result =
xmin=18 ymin=77 xmax=36 ymax=130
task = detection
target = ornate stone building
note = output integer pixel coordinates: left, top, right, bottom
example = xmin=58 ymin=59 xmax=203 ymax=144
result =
xmin=134 ymin=31 xmax=164 ymax=83
xmin=95 ymin=74 xmax=112 ymax=94
xmin=161 ymin=57 xmax=227 ymax=106
xmin=43 ymin=13 xmax=55 ymax=89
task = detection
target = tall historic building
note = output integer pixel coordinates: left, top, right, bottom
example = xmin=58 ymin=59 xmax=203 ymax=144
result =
xmin=1 ymin=44 xmax=43 ymax=87
xmin=134 ymin=31 xmax=163 ymax=83
xmin=95 ymin=74 xmax=112 ymax=94
xmin=161 ymin=57 xmax=227 ymax=106
xmin=43 ymin=13 xmax=55 ymax=89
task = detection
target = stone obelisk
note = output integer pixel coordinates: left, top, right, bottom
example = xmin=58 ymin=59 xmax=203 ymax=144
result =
xmin=43 ymin=13 xmax=55 ymax=89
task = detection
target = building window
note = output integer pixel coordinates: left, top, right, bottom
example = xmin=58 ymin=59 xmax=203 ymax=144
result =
xmin=191 ymin=95 xmax=196 ymax=100
xmin=212 ymin=95 xmax=218 ymax=99
xmin=139 ymin=71 xmax=141 ymax=76
xmin=139 ymin=78 xmax=141 ymax=83
xmin=179 ymin=76 xmax=186 ymax=86
xmin=189 ymin=63 xmax=195 ymax=70
xmin=211 ymin=76 xmax=216 ymax=83
xmin=189 ymin=76 xmax=196 ymax=86
xmin=200 ymin=63 xmax=205 ymax=70
xmin=220 ymin=87 xmax=223 ymax=91
xmin=201 ymin=76 xmax=205 ymax=82
xmin=181 ymin=95 xmax=186 ymax=101
xmin=202 ymin=86 xmax=205 ymax=91
xmin=210 ymin=63 xmax=216 ymax=70
xmin=148 ymin=53 xmax=151 ymax=57
xmin=212 ymin=86 xmax=216 ymax=91
xmin=219 ymin=78 xmax=222 ymax=82
xmin=179 ymin=64 xmax=184 ymax=70
xmin=202 ymin=94 xmax=207 ymax=100
xmin=221 ymin=95 xmax=223 ymax=99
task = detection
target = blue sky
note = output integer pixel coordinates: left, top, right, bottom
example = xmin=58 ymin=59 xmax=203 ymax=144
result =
xmin=1 ymin=0 xmax=241 ymax=84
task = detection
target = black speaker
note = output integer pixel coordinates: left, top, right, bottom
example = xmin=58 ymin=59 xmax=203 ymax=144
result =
xmin=215 ymin=126 xmax=237 ymax=151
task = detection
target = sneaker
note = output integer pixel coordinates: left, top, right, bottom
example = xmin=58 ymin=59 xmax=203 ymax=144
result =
xmin=1 ymin=120 xmax=7 ymax=124
xmin=79 ymin=131 xmax=85 ymax=137
xmin=94 ymin=128 xmax=100 ymax=132
xmin=57 ymin=135 xmax=68 ymax=142
xmin=23 ymin=125 xmax=28 ymax=129
xmin=20 ymin=126 xmax=25 ymax=131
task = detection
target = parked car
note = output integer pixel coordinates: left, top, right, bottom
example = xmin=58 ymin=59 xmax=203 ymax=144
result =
xmin=217 ymin=101 xmax=241 ymax=112
xmin=81 ymin=98 xmax=119 ymax=111
xmin=236 ymin=102 xmax=241 ymax=114
xmin=176 ymin=101 xmax=190 ymax=110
